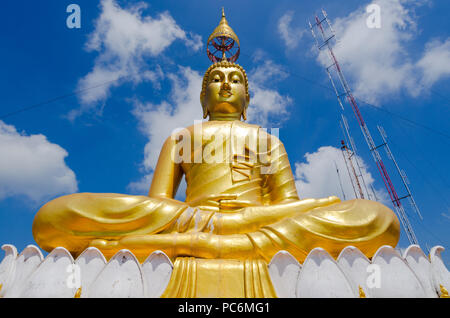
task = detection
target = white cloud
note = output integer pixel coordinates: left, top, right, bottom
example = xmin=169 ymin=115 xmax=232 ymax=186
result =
xmin=127 ymin=172 xmax=153 ymax=195
xmin=0 ymin=121 xmax=78 ymax=202
xmin=278 ymin=11 xmax=306 ymax=50
xmin=71 ymin=0 xmax=202 ymax=119
xmin=248 ymin=86 xmax=292 ymax=126
xmin=133 ymin=66 xmax=203 ymax=172
xmin=310 ymin=0 xmax=450 ymax=102
xmin=316 ymin=0 xmax=417 ymax=102
xmin=248 ymin=58 xmax=292 ymax=126
xmin=417 ymin=38 xmax=450 ymax=87
xmin=294 ymin=146 xmax=387 ymax=202
xmin=442 ymin=212 xmax=450 ymax=221
xmin=128 ymin=66 xmax=203 ymax=195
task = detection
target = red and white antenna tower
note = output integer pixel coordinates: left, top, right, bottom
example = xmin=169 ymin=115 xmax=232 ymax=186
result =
xmin=309 ymin=9 xmax=422 ymax=245
xmin=334 ymin=160 xmax=347 ymax=201
xmin=377 ymin=125 xmax=423 ymax=220
xmin=340 ymin=114 xmax=374 ymax=200
xmin=341 ymin=139 xmax=365 ymax=199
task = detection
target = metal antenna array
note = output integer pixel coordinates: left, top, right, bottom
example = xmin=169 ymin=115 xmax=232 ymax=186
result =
xmin=309 ymin=9 xmax=421 ymax=245
xmin=334 ymin=161 xmax=347 ymax=201
xmin=341 ymin=139 xmax=365 ymax=199
xmin=377 ymin=125 xmax=423 ymax=220
xmin=340 ymin=114 xmax=373 ymax=200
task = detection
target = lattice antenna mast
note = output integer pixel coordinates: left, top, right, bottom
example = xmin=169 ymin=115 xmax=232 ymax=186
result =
xmin=309 ymin=9 xmax=419 ymax=245
xmin=340 ymin=114 xmax=372 ymax=200
xmin=378 ymin=126 xmax=423 ymax=220
xmin=371 ymin=184 xmax=379 ymax=201
xmin=340 ymin=139 xmax=364 ymax=199
xmin=334 ymin=161 xmax=347 ymax=201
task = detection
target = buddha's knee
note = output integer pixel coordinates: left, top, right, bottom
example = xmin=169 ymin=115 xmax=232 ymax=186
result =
xmin=33 ymin=194 xmax=74 ymax=224
xmin=352 ymin=199 xmax=399 ymax=223
xmin=305 ymin=198 xmax=400 ymax=241
xmin=350 ymin=199 xmax=401 ymax=242
xmin=32 ymin=194 xmax=81 ymax=251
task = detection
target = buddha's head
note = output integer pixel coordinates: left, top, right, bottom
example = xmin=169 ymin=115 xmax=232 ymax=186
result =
xmin=200 ymin=60 xmax=250 ymax=121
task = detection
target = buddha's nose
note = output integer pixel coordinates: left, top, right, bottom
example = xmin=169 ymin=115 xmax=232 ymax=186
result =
xmin=221 ymin=82 xmax=231 ymax=91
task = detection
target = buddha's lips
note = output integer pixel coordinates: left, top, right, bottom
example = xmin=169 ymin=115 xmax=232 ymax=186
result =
xmin=219 ymin=90 xmax=232 ymax=97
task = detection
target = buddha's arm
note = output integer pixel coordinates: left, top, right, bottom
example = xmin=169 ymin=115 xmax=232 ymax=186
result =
xmin=207 ymin=196 xmax=340 ymax=234
xmin=149 ymin=136 xmax=184 ymax=200
xmin=263 ymin=136 xmax=300 ymax=204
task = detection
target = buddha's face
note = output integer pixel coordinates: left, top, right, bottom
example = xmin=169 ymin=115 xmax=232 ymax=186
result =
xmin=201 ymin=66 xmax=249 ymax=120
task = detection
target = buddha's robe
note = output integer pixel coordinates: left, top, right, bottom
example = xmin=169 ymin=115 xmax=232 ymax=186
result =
xmin=32 ymin=121 xmax=400 ymax=262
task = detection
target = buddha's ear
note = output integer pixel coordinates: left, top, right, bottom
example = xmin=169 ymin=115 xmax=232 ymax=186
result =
xmin=200 ymin=93 xmax=209 ymax=119
xmin=242 ymin=108 xmax=247 ymax=121
xmin=242 ymin=105 xmax=249 ymax=121
xmin=242 ymin=94 xmax=250 ymax=121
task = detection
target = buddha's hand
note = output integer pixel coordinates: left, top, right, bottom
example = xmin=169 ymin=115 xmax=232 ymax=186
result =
xmin=210 ymin=196 xmax=342 ymax=235
xmin=294 ymin=195 xmax=341 ymax=211
xmin=245 ymin=195 xmax=340 ymax=215
xmin=187 ymin=193 xmax=238 ymax=209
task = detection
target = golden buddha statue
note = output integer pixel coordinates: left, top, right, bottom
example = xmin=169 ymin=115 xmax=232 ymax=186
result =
xmin=32 ymin=10 xmax=400 ymax=297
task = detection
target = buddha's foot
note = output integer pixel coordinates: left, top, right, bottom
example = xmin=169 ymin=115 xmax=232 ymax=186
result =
xmin=86 ymin=231 xmax=258 ymax=261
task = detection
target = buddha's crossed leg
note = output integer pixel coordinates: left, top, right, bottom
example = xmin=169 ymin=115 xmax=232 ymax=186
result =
xmin=90 ymin=198 xmax=400 ymax=262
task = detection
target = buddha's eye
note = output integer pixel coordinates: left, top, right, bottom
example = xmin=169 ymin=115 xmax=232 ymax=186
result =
xmin=211 ymin=74 xmax=221 ymax=83
xmin=231 ymin=75 xmax=241 ymax=84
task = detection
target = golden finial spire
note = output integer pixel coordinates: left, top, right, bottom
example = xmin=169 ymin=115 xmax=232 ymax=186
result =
xmin=358 ymin=285 xmax=366 ymax=298
xmin=207 ymin=8 xmax=240 ymax=46
xmin=206 ymin=8 xmax=241 ymax=63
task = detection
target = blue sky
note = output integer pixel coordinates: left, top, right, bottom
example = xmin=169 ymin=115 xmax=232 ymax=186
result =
xmin=0 ymin=0 xmax=449 ymax=266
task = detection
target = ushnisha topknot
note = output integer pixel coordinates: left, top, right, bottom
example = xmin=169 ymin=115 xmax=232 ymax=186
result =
xmin=200 ymin=60 xmax=250 ymax=100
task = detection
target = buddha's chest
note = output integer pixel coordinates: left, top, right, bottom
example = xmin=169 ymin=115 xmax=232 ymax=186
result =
xmin=182 ymin=124 xmax=272 ymax=179
xmin=182 ymin=160 xmax=266 ymax=209
xmin=181 ymin=136 xmax=270 ymax=185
